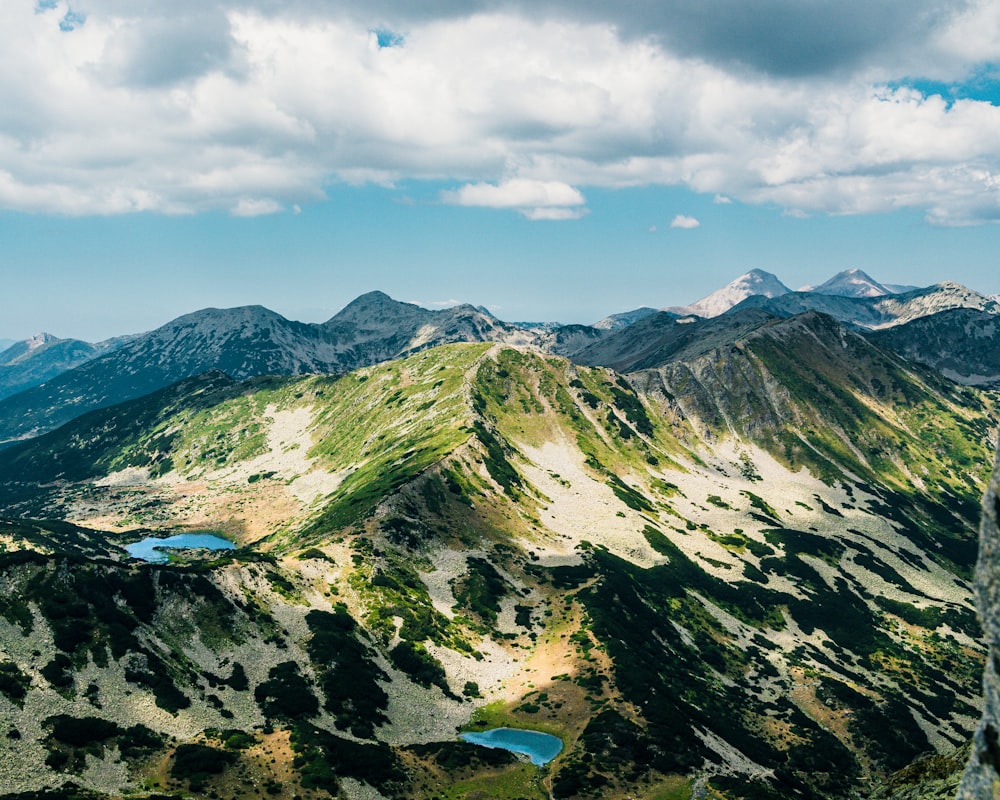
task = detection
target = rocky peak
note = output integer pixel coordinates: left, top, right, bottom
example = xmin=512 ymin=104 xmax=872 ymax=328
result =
xmin=809 ymin=268 xmax=893 ymax=298
xmin=673 ymin=269 xmax=791 ymax=318
xmin=0 ymin=332 xmax=61 ymax=365
xmin=325 ymin=290 xmax=419 ymax=326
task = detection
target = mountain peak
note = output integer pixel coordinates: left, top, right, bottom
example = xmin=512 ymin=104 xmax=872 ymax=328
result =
xmin=0 ymin=332 xmax=63 ymax=367
xmin=326 ymin=291 xmax=422 ymax=326
xmin=27 ymin=332 xmax=59 ymax=349
xmin=809 ymin=269 xmax=892 ymax=298
xmin=673 ymin=270 xmax=790 ymax=318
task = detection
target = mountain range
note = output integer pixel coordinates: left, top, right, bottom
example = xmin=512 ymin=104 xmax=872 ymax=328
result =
xmin=2 ymin=270 xmax=998 ymax=447
xmin=0 ymin=269 xmax=998 ymax=800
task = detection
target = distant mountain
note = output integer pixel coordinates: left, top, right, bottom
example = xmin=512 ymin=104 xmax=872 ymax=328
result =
xmin=0 ymin=332 xmax=129 ymax=401
xmin=806 ymin=268 xmax=893 ymax=298
xmin=869 ymin=307 xmax=1000 ymax=386
xmin=669 ymin=269 xmax=791 ymax=318
xmin=731 ymin=281 xmax=999 ymax=330
xmin=320 ymin=290 xmax=529 ymax=364
xmin=529 ymin=323 xmax=610 ymax=356
xmin=0 ymin=294 xmax=539 ymax=445
xmin=592 ymin=307 xmax=659 ymax=330
xmin=0 ymin=338 xmax=14 ymax=353
xmin=572 ymin=307 xmax=780 ymax=373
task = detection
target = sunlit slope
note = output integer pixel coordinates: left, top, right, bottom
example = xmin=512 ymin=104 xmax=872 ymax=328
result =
xmin=0 ymin=341 xmax=996 ymax=800
xmin=629 ymin=310 xmax=999 ymax=575
xmin=0 ymin=343 xmax=492 ymax=540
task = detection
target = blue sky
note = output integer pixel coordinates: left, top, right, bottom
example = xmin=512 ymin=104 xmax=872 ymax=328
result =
xmin=3 ymin=1 xmax=1000 ymax=341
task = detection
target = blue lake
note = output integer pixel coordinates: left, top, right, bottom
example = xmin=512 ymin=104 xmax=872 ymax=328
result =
xmin=459 ymin=728 xmax=562 ymax=765
xmin=125 ymin=533 xmax=236 ymax=564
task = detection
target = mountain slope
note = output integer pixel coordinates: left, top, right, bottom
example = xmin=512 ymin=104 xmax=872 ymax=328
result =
xmin=320 ymin=291 xmax=531 ymax=362
xmin=0 ymin=341 xmax=995 ymax=799
xmin=0 ymin=294 xmax=535 ymax=446
xmin=868 ymin=307 xmax=1000 ymax=387
xmin=572 ymin=307 xmax=779 ymax=373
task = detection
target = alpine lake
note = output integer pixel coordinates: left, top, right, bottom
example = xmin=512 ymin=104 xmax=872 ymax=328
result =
xmin=124 ymin=532 xmax=236 ymax=564
xmin=459 ymin=727 xmax=563 ymax=765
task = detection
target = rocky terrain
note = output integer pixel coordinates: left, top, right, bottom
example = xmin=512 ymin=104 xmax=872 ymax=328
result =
xmin=870 ymin=308 xmax=1000 ymax=387
xmin=0 ymin=313 xmax=996 ymax=799
xmin=1 ymin=271 xmax=999 ymax=799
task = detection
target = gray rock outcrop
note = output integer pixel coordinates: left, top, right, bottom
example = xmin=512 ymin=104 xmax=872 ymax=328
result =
xmin=958 ymin=446 xmax=1000 ymax=799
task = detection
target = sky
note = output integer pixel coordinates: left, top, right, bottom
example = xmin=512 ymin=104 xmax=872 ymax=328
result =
xmin=3 ymin=0 xmax=1000 ymax=341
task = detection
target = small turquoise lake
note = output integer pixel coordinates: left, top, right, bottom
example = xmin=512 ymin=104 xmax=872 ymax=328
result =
xmin=459 ymin=728 xmax=562 ymax=765
xmin=125 ymin=533 xmax=236 ymax=564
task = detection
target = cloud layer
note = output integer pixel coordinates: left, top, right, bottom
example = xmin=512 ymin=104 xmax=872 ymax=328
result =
xmin=5 ymin=0 xmax=1000 ymax=223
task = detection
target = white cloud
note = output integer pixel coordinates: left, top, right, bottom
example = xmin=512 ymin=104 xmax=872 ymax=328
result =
xmin=443 ymin=178 xmax=587 ymax=220
xmin=232 ymin=198 xmax=282 ymax=216
xmin=2 ymin=2 xmax=1000 ymax=224
xmin=670 ymin=214 xmax=701 ymax=229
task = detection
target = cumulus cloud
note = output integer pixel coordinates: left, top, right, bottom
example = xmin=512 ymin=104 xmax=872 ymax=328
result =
xmin=670 ymin=214 xmax=700 ymax=229
xmin=2 ymin=1 xmax=1000 ymax=224
xmin=443 ymin=178 xmax=587 ymax=219
xmin=232 ymin=197 xmax=282 ymax=217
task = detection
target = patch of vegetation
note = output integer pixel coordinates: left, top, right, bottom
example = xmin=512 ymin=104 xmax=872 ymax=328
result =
xmin=473 ymin=421 xmax=523 ymax=497
xmin=290 ymin=722 xmax=407 ymax=796
xmin=389 ymin=641 xmax=456 ymax=698
xmin=606 ymin=474 xmax=655 ymax=513
xmin=171 ymin=743 xmax=236 ymax=790
xmin=407 ymin=740 xmax=516 ymax=770
xmin=762 ymin=527 xmax=844 ymax=566
xmin=742 ymin=491 xmax=781 ymax=521
xmin=43 ymin=716 xmax=162 ymax=773
xmin=610 ymin=378 xmax=655 ymax=436
xmin=254 ymin=661 xmax=319 ymax=721
xmin=304 ymin=607 xmax=388 ymax=739
xmin=452 ymin=557 xmax=510 ymax=624
xmin=874 ymin=596 xmax=944 ymax=630
xmin=0 ymin=660 xmax=31 ymax=704
xmin=124 ymin=650 xmax=191 ymax=714
xmin=296 ymin=547 xmax=334 ymax=562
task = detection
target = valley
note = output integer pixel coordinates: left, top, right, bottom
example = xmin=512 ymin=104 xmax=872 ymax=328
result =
xmin=1 ymin=272 xmax=998 ymax=800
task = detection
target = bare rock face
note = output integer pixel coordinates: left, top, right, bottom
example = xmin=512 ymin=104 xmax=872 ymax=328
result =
xmin=958 ymin=447 xmax=1000 ymax=799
